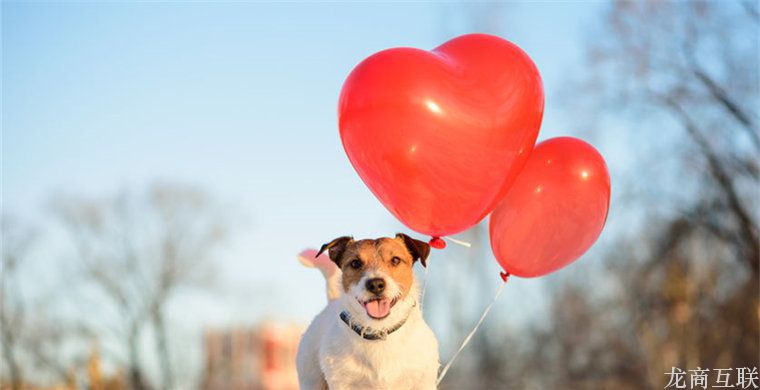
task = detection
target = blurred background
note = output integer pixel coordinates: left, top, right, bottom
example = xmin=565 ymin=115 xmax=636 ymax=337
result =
xmin=2 ymin=1 xmax=758 ymax=389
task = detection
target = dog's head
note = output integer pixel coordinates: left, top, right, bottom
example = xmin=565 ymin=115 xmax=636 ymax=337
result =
xmin=317 ymin=234 xmax=430 ymax=325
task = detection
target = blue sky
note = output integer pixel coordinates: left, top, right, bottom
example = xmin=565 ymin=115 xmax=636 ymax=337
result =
xmin=3 ymin=1 xmax=608 ymax=379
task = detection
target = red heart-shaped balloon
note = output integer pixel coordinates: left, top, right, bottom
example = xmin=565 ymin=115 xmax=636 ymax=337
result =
xmin=489 ymin=137 xmax=611 ymax=278
xmin=339 ymin=34 xmax=544 ymax=236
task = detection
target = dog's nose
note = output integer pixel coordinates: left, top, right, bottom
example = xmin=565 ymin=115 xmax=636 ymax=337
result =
xmin=366 ymin=278 xmax=385 ymax=295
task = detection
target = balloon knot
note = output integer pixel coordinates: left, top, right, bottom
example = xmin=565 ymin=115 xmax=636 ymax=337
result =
xmin=429 ymin=237 xmax=446 ymax=249
xmin=499 ymin=271 xmax=510 ymax=282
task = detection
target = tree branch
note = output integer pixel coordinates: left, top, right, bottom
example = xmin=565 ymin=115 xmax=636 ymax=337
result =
xmin=690 ymin=67 xmax=759 ymax=147
xmin=662 ymin=96 xmax=759 ymax=273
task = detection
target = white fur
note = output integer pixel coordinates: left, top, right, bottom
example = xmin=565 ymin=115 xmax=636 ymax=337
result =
xmin=297 ymin=268 xmax=439 ymax=390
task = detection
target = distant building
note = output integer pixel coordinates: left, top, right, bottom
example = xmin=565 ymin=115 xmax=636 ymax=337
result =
xmin=202 ymin=322 xmax=304 ymax=390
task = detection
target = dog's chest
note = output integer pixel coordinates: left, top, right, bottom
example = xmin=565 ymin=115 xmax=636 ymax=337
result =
xmin=321 ymin=317 xmax=437 ymax=389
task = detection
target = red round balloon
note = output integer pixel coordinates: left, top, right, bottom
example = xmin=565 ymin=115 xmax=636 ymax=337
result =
xmin=339 ymin=34 xmax=544 ymax=237
xmin=489 ymin=137 xmax=610 ymax=277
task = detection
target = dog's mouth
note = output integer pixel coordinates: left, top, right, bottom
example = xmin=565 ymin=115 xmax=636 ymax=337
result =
xmin=360 ymin=297 xmax=397 ymax=319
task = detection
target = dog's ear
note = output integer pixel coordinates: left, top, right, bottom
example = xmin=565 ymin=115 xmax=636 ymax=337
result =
xmin=396 ymin=233 xmax=431 ymax=267
xmin=316 ymin=236 xmax=353 ymax=267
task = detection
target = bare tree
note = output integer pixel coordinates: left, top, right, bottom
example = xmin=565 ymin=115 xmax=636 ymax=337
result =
xmin=1 ymin=216 xmax=34 ymax=390
xmin=1 ymin=216 xmax=91 ymax=389
xmin=517 ymin=2 xmax=759 ymax=388
xmin=52 ymin=183 xmax=229 ymax=390
xmin=522 ymin=214 xmax=758 ymax=388
xmin=579 ymin=1 xmax=758 ymax=266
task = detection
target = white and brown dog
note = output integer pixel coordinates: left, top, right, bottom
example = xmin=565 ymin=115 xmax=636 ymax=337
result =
xmin=296 ymin=234 xmax=439 ymax=390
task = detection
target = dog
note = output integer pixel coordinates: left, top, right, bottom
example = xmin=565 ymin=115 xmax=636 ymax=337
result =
xmin=296 ymin=234 xmax=440 ymax=390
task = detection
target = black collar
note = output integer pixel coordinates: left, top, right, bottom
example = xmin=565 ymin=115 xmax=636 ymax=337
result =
xmin=339 ymin=302 xmax=415 ymax=341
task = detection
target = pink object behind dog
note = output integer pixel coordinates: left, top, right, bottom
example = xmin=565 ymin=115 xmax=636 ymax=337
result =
xmin=298 ymin=249 xmax=341 ymax=301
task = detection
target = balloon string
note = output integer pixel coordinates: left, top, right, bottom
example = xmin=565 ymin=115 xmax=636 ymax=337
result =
xmin=436 ymin=276 xmax=508 ymax=386
xmin=444 ymin=236 xmax=472 ymax=248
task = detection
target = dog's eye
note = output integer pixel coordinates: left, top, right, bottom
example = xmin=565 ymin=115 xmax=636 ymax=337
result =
xmin=349 ymin=259 xmax=363 ymax=269
xmin=391 ymin=256 xmax=401 ymax=266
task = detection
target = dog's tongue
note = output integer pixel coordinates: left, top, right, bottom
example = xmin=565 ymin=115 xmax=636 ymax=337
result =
xmin=365 ymin=299 xmax=391 ymax=319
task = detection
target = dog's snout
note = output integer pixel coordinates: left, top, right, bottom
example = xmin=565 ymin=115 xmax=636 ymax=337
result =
xmin=366 ymin=278 xmax=386 ymax=295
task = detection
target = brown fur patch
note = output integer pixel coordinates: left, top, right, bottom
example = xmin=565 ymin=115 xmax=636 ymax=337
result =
xmin=338 ymin=237 xmax=416 ymax=298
